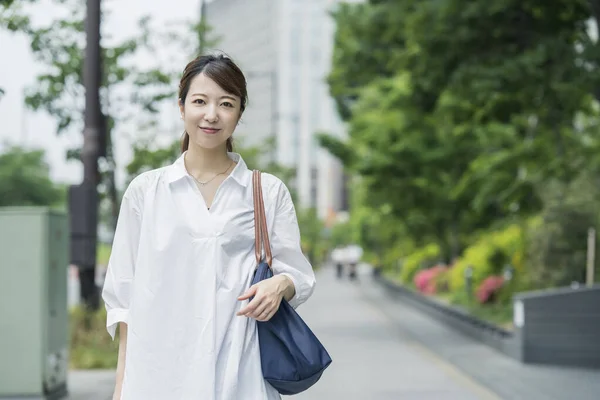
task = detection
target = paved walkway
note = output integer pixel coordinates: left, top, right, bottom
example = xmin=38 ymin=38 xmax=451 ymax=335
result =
xmin=293 ymin=266 xmax=498 ymax=400
xmin=67 ymin=264 xmax=600 ymax=399
xmin=359 ymin=265 xmax=600 ymax=400
xmin=67 ymin=265 xmax=496 ymax=399
xmin=67 ymin=370 xmax=114 ymax=400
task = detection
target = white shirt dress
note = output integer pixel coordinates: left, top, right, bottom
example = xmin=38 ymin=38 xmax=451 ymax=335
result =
xmin=101 ymin=152 xmax=316 ymax=400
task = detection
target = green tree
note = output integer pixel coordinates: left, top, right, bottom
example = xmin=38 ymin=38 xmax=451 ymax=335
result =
xmin=296 ymin=208 xmax=326 ymax=265
xmin=0 ymin=0 xmax=35 ymax=34
xmin=17 ymin=0 xmax=214 ymax=231
xmin=321 ymin=0 xmax=599 ymax=262
xmin=527 ymin=173 xmax=600 ymax=287
xmin=0 ymin=146 xmax=64 ymax=207
xmin=0 ymin=0 xmax=36 ymax=99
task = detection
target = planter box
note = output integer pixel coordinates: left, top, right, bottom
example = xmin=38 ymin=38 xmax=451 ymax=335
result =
xmin=376 ymin=273 xmax=600 ymax=369
xmin=514 ymin=284 xmax=600 ymax=369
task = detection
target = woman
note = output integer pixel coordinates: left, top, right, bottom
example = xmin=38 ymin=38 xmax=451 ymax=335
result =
xmin=102 ymin=54 xmax=316 ymax=400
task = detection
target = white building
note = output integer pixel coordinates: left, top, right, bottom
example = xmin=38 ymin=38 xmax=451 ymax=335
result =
xmin=204 ymin=0 xmax=350 ymax=221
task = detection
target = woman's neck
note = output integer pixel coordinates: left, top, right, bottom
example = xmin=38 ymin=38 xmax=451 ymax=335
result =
xmin=184 ymin=143 xmax=232 ymax=176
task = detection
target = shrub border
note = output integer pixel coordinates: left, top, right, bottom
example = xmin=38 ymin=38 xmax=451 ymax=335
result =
xmin=374 ymin=272 xmax=522 ymax=360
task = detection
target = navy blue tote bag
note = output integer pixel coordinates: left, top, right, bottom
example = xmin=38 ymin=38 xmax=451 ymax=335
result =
xmin=250 ymin=170 xmax=332 ymax=395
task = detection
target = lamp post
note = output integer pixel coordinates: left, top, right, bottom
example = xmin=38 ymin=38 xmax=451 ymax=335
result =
xmin=68 ymin=0 xmax=105 ymax=311
xmin=503 ymin=264 xmax=514 ymax=282
xmin=465 ymin=265 xmax=474 ymax=305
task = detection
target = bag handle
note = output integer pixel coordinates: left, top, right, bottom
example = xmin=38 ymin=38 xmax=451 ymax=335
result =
xmin=253 ymin=170 xmax=273 ymax=267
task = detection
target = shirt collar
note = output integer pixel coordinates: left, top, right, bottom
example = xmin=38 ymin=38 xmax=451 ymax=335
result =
xmin=166 ymin=151 xmax=250 ymax=187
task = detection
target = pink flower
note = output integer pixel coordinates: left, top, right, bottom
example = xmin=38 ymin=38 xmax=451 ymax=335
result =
xmin=476 ymin=275 xmax=505 ymax=304
xmin=414 ymin=265 xmax=447 ymax=295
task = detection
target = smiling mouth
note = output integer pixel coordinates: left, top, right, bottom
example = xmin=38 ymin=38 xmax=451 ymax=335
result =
xmin=200 ymin=127 xmax=221 ymax=134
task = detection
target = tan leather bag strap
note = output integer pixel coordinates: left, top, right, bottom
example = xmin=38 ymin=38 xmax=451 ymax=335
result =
xmin=253 ymin=170 xmax=273 ymax=267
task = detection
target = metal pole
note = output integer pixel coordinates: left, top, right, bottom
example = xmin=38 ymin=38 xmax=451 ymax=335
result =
xmin=587 ymin=227 xmax=596 ymax=287
xmin=68 ymin=0 xmax=104 ymax=311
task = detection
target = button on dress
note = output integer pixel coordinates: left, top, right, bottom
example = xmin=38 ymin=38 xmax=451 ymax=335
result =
xmin=101 ymin=152 xmax=316 ymax=400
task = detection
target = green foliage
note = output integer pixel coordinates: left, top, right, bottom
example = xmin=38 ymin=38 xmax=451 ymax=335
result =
xmin=0 ymin=146 xmax=64 ymax=207
xmin=399 ymin=244 xmax=441 ymax=284
xmin=321 ymin=0 xmax=600 ymax=283
xmin=311 ymin=0 xmax=600 ymax=328
xmin=527 ymin=173 xmax=600 ymax=288
xmin=296 ymin=208 xmax=327 ymax=265
xmin=328 ymin=1 xmax=406 ymax=120
xmin=126 ymin=139 xmax=181 ymax=182
xmin=22 ymin=0 xmax=182 ymax=138
xmin=97 ymin=242 xmax=112 ymax=266
xmin=0 ymin=0 xmax=37 ymax=98
xmin=0 ymin=0 xmax=35 ymax=33
xmin=448 ymin=223 xmax=526 ymax=293
xmin=69 ymin=306 xmax=118 ymax=369
xmin=13 ymin=0 xmax=216 ymax=231
xmin=444 ymin=290 xmax=514 ymax=329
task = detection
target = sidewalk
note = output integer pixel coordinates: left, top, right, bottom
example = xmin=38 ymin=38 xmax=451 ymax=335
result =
xmin=359 ymin=265 xmax=600 ymax=400
xmin=293 ymin=265 xmax=499 ymax=400
xmin=67 ymin=370 xmax=113 ymax=400
xmin=67 ymin=265 xmax=498 ymax=399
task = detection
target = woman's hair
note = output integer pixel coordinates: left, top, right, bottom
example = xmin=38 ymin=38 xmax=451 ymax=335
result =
xmin=179 ymin=54 xmax=248 ymax=153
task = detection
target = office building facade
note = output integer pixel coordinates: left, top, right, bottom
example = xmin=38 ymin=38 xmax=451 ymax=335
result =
xmin=205 ymin=0 xmax=349 ymax=220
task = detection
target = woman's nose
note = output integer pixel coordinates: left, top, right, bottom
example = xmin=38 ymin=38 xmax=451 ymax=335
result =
xmin=204 ymin=104 xmax=218 ymax=122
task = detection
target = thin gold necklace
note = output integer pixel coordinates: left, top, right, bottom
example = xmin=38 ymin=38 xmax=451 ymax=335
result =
xmin=192 ymin=160 xmax=234 ymax=187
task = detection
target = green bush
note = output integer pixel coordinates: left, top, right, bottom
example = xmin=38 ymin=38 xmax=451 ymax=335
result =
xmin=527 ymin=175 xmax=600 ymax=288
xmin=448 ymin=223 xmax=526 ymax=294
xmin=69 ymin=306 xmax=118 ymax=369
xmin=97 ymin=242 xmax=111 ymax=266
xmin=399 ymin=243 xmax=441 ymax=283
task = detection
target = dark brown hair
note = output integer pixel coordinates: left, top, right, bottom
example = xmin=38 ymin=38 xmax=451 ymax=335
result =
xmin=179 ymin=54 xmax=248 ymax=153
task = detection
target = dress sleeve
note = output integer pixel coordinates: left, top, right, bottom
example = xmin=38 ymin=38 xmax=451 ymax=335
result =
xmin=101 ymin=186 xmax=142 ymax=340
xmin=269 ymin=181 xmax=316 ymax=309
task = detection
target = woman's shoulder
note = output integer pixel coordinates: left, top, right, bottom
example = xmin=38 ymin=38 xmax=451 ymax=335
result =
xmin=259 ymin=172 xmax=287 ymax=193
xmin=122 ymin=167 xmax=169 ymax=205
xmin=259 ymin=172 xmax=293 ymax=205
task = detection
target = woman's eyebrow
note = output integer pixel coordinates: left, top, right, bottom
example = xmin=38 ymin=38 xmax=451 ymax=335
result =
xmin=190 ymin=93 xmax=237 ymax=102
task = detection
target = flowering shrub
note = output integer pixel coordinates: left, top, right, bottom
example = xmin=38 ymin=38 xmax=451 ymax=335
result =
xmin=400 ymin=243 xmax=441 ymax=283
xmin=476 ymin=275 xmax=505 ymax=304
xmin=414 ymin=264 xmax=448 ymax=295
xmin=448 ymin=222 xmax=528 ymax=292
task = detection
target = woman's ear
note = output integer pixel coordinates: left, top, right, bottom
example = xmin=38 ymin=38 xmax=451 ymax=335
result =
xmin=178 ymin=98 xmax=184 ymax=119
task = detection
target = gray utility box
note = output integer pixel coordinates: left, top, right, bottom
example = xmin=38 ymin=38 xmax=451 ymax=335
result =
xmin=0 ymin=207 xmax=69 ymax=399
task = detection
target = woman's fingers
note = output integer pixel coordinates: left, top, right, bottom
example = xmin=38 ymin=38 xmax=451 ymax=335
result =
xmin=250 ymin=302 xmax=269 ymax=319
xmin=237 ymin=285 xmax=257 ymax=301
xmin=238 ymin=278 xmax=284 ymax=320
xmin=237 ymin=295 xmax=260 ymax=316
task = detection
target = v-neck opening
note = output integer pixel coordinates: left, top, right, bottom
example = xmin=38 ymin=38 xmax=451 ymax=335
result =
xmin=190 ymin=175 xmax=230 ymax=214
xmin=184 ymin=159 xmax=240 ymax=214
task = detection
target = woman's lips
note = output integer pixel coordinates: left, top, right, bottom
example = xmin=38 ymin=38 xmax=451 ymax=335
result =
xmin=200 ymin=127 xmax=220 ymax=134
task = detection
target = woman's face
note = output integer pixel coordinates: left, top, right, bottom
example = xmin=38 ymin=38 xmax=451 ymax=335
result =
xmin=179 ymin=72 xmax=241 ymax=150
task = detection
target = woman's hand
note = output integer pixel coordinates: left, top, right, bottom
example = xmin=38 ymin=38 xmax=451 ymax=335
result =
xmin=237 ymin=275 xmax=294 ymax=321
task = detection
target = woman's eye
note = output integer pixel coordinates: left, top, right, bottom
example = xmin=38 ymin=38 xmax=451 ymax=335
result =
xmin=222 ymin=102 xmax=233 ymax=108
xmin=193 ymin=99 xmax=205 ymax=104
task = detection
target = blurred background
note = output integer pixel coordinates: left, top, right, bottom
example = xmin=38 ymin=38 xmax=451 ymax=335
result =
xmin=1 ymin=0 xmax=600 ymax=399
